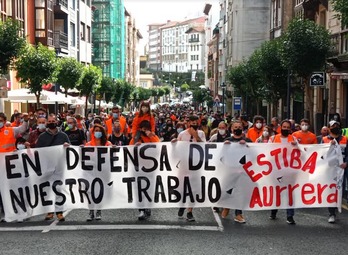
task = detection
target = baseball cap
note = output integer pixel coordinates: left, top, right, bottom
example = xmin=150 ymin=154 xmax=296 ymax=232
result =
xmin=329 ymin=120 xmax=340 ymax=127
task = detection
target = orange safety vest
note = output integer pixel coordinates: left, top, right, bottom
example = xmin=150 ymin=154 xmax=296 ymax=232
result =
xmin=0 ymin=127 xmax=16 ymax=152
xmin=271 ymin=134 xmax=295 ymax=143
xmin=322 ymin=135 xmax=347 ymax=145
xmin=105 ymin=116 xmax=127 ymax=136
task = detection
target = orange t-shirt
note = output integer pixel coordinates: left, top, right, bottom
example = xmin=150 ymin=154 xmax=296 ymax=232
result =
xmin=292 ymin=131 xmax=317 ymax=144
xmin=129 ymin=134 xmax=160 ymax=145
xmin=246 ymin=127 xmax=264 ymax=142
xmin=131 ymin=112 xmax=155 ymax=138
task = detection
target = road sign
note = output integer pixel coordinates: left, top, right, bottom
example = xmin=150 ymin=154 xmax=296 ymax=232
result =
xmin=310 ymin=72 xmax=325 ymax=87
xmin=233 ymin=97 xmax=241 ymax=110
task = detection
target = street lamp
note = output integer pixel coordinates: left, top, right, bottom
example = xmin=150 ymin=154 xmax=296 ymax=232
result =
xmin=221 ymin=82 xmax=227 ymax=116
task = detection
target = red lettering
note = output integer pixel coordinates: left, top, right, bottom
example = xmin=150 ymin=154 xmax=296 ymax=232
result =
xmin=317 ymin=184 xmax=328 ymax=204
xmin=243 ymin=161 xmax=262 ymax=182
xmin=275 ymin=185 xmax=287 ymax=206
xmin=301 ymin=152 xmax=318 ymax=174
xmin=257 ymin=154 xmax=273 ymax=176
xmin=263 ymin=186 xmax=273 ymax=206
xmin=301 ymin=183 xmax=315 ymax=205
xmin=288 ymin=184 xmax=300 ymax=206
xmin=327 ymin=183 xmax=338 ymax=203
xmin=270 ymin=148 xmax=282 ymax=170
xmin=283 ymin=148 xmax=289 ymax=167
xmin=290 ymin=149 xmax=301 ymax=169
xmin=249 ymin=187 xmax=263 ymax=208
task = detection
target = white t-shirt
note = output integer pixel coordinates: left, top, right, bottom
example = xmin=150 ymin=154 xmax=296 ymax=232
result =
xmin=177 ymin=129 xmax=206 ymax=142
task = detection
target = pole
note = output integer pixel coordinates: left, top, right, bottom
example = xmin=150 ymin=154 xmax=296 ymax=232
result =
xmin=222 ymin=86 xmax=225 ymax=117
xmin=287 ymin=70 xmax=291 ymax=119
xmin=55 ymin=83 xmax=58 ymax=115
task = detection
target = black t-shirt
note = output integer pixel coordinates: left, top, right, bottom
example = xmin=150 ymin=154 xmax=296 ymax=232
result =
xmin=65 ymin=129 xmax=86 ymax=146
xmin=109 ymin=134 xmax=129 ymax=146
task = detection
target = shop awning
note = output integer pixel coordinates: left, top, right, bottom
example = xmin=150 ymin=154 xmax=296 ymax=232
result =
xmin=330 ymin=72 xmax=348 ymax=80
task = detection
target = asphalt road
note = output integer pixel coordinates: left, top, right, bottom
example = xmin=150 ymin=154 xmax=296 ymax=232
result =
xmin=0 ymin=206 xmax=347 ymax=255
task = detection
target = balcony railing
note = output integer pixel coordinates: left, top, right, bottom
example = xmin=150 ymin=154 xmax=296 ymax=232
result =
xmin=54 ymin=31 xmax=68 ymax=51
xmin=55 ymin=0 xmax=68 ymax=9
xmin=189 ymin=38 xmax=200 ymax=43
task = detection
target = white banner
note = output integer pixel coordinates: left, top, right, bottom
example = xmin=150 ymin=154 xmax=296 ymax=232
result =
xmin=0 ymin=142 xmax=344 ymax=221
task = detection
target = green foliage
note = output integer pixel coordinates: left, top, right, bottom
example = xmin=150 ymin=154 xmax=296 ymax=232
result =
xmin=180 ymin=83 xmax=190 ymax=92
xmin=331 ymin=0 xmax=348 ymax=28
xmin=162 ymin=86 xmax=171 ymax=95
xmin=15 ymin=43 xmax=58 ymax=106
xmin=192 ymin=88 xmax=211 ymax=105
xmin=96 ymin=76 xmax=115 ymax=103
xmin=131 ymin=87 xmax=152 ymax=102
xmin=56 ymin=57 xmax=84 ymax=97
xmin=0 ymin=19 xmax=26 ymax=75
xmin=281 ymin=18 xmax=331 ymax=78
xmin=157 ymin=87 xmax=165 ymax=97
xmin=77 ymin=65 xmax=102 ymax=115
xmin=113 ymin=79 xmax=135 ymax=107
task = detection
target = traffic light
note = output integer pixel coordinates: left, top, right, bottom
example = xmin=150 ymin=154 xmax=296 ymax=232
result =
xmin=310 ymin=72 xmax=325 ymax=87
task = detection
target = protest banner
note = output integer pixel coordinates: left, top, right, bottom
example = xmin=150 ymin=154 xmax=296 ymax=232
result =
xmin=0 ymin=142 xmax=344 ymax=221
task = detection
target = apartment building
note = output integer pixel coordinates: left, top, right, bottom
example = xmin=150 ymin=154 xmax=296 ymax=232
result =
xmin=148 ymin=23 xmax=164 ymax=71
xmin=161 ymin=17 xmax=206 ymax=73
xmin=125 ymin=8 xmax=143 ymax=87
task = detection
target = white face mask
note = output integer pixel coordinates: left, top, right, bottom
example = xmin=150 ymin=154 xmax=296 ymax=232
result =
xmin=263 ymin=131 xmax=269 ymax=137
xmin=38 ymin=124 xmax=46 ymax=130
xmin=301 ymin=125 xmax=309 ymax=131
xmin=255 ymin=123 xmax=262 ymax=129
xmin=218 ymin=129 xmax=226 ymax=135
xmin=17 ymin=144 xmax=26 ymax=150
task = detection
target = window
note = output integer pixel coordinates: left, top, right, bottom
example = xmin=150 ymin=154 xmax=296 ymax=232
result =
xmin=35 ymin=9 xmax=45 ymax=29
xmin=87 ymin=26 xmax=91 ymax=43
xmin=70 ymin=22 xmax=75 ymax=46
xmin=80 ymin=22 xmax=85 ymax=41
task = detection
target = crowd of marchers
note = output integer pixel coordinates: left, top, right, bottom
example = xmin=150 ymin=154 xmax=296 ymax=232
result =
xmin=0 ymin=101 xmax=347 ymax=224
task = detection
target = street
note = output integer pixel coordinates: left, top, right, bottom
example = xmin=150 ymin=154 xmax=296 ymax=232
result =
xmin=0 ymin=206 xmax=347 ymax=255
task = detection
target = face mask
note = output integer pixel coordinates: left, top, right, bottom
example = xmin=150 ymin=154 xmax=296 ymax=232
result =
xmin=141 ymin=106 xmax=149 ymax=113
xmin=68 ymin=124 xmax=74 ymax=130
xmin=17 ymin=144 xmax=26 ymax=150
xmin=30 ymin=117 xmax=34 ymax=120
xmin=177 ymin=128 xmax=184 ymax=133
xmin=94 ymin=131 xmax=102 ymax=139
xmin=113 ymin=113 xmax=119 ymax=118
xmin=47 ymin=123 xmax=57 ymax=129
xmin=38 ymin=124 xmax=46 ymax=130
xmin=255 ymin=123 xmax=262 ymax=129
xmin=218 ymin=129 xmax=226 ymax=135
xmin=263 ymin=131 xmax=269 ymax=137
xmin=114 ymin=127 xmax=121 ymax=133
xmin=38 ymin=114 xmax=46 ymax=119
xmin=233 ymin=129 xmax=243 ymax=136
xmin=201 ymin=121 xmax=207 ymax=125
xmin=301 ymin=125 xmax=309 ymax=131
xmin=141 ymin=130 xmax=148 ymax=136
xmin=0 ymin=122 xmax=4 ymax=128
xmin=281 ymin=129 xmax=290 ymax=137
xmin=191 ymin=125 xmax=198 ymax=130
xmin=88 ymin=117 xmax=93 ymax=121
xmin=20 ymin=119 xmax=24 ymax=123
xmin=330 ymin=127 xmax=340 ymax=135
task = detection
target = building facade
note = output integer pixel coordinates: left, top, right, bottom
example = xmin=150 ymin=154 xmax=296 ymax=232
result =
xmin=147 ymin=23 xmax=164 ymax=71
xmin=92 ymin=0 xmax=125 ymax=79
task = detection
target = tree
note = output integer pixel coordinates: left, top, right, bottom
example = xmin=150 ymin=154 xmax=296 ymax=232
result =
xmin=281 ymin=18 xmax=331 ymax=121
xmin=0 ymin=19 xmax=26 ymax=75
xmin=77 ymin=65 xmax=102 ymax=116
xmin=95 ymin=76 xmax=115 ymax=112
xmin=15 ymin=43 xmax=58 ymax=107
xmin=192 ymin=88 xmax=212 ymax=111
xmin=56 ymin=57 xmax=84 ymax=98
xmin=180 ymin=83 xmax=190 ymax=93
xmin=331 ymin=0 xmax=348 ymax=28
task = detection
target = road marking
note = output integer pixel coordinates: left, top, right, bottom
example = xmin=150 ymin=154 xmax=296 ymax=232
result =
xmin=211 ymin=208 xmax=224 ymax=232
xmin=41 ymin=210 xmax=71 ymax=233
xmin=0 ymin=224 xmax=221 ymax=232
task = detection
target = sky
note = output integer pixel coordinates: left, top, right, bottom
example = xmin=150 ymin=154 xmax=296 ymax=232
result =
xmin=124 ymin=0 xmax=220 ymax=54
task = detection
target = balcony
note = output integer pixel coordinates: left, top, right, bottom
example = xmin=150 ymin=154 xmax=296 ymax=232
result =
xmin=54 ymin=31 xmax=68 ymax=52
xmin=54 ymin=0 xmax=68 ymax=15
xmin=189 ymin=38 xmax=200 ymax=43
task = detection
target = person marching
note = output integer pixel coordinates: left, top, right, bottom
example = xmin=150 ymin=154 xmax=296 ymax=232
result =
xmin=131 ymin=101 xmax=155 ymax=144
xmin=321 ymin=120 xmax=348 ymax=223
xmin=85 ymin=124 xmax=112 ymax=221
xmin=246 ymin=115 xmax=264 ymax=142
xmin=129 ymin=120 xmax=160 ymax=220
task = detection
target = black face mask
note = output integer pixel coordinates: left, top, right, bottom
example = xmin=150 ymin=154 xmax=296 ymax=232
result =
xmin=281 ymin=129 xmax=290 ymax=137
xmin=233 ymin=129 xmax=243 ymax=136
xmin=191 ymin=125 xmax=198 ymax=130
xmin=201 ymin=121 xmax=207 ymax=125
xmin=330 ymin=127 xmax=341 ymax=135
xmin=141 ymin=131 xmax=147 ymax=136
xmin=47 ymin=123 xmax=57 ymax=129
